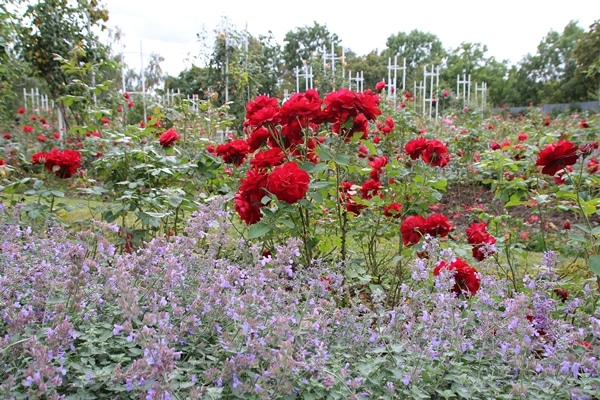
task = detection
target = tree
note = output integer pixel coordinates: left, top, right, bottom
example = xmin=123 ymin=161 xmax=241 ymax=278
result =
xmin=510 ymin=21 xmax=586 ymax=104
xmin=0 ymin=0 xmax=29 ymax=122
xmin=16 ymin=0 xmax=111 ymax=127
xmin=440 ymin=42 xmax=509 ymax=107
xmin=282 ymin=22 xmax=342 ymax=92
xmin=572 ymin=20 xmax=600 ymax=101
xmin=384 ymin=30 xmax=446 ymax=86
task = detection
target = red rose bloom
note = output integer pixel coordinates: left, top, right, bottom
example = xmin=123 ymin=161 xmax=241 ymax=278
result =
xmin=466 ymin=221 xmax=496 ymax=260
xmin=215 ymin=139 xmax=251 ymax=166
xmin=0 ymin=159 xmax=6 ymax=166
xmin=466 ymin=221 xmax=492 ymax=245
xmin=235 ymin=169 xmax=269 ymax=225
xmin=159 ymin=128 xmax=180 ymax=147
xmin=266 ymin=162 xmax=310 ymax=204
xmin=17 ymin=107 xmax=25 ymax=114
xmin=377 ymin=117 xmax=394 ymax=135
xmin=578 ymin=119 xmax=589 ymax=129
xmin=375 ymin=80 xmax=386 ymax=92
xmin=250 ymin=148 xmax=285 ymax=170
xmin=536 ymin=140 xmax=580 ymax=176
xmin=517 ymin=133 xmax=528 ymax=141
xmin=383 ymin=202 xmax=403 ymax=218
xmin=404 ymin=137 xmax=428 ymax=160
xmin=434 ymin=258 xmax=480 ymax=296
xmin=586 ymin=158 xmax=599 ymax=174
xmin=23 ymin=125 xmax=33 ymax=133
xmin=369 ymin=156 xmax=388 ymax=181
xmin=425 ymin=213 xmax=453 ymax=237
xmin=245 ymin=95 xmax=280 ymax=128
xmin=361 ymin=179 xmax=382 ymax=200
xmin=37 ymin=135 xmax=47 ymax=142
xmin=401 ymin=215 xmax=428 ymax=246
xmin=422 ymin=139 xmax=450 ymax=167
xmin=32 ymin=148 xmax=82 ymax=178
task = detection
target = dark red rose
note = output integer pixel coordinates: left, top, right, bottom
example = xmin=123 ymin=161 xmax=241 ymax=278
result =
xmin=32 ymin=148 xmax=82 ymax=178
xmin=250 ymin=148 xmax=285 ymax=170
xmin=215 ymin=139 xmax=251 ymax=166
xmin=425 ymin=213 xmax=453 ymax=237
xmin=266 ymin=162 xmax=310 ymax=204
xmin=159 ymin=128 xmax=180 ymax=147
xmin=234 ymin=169 xmax=268 ymax=224
xmin=404 ymin=137 xmax=428 ymax=160
xmin=375 ymin=80 xmax=386 ymax=92
xmin=361 ymin=179 xmax=382 ymax=200
xmin=536 ymin=140 xmax=580 ymax=176
xmin=401 ymin=215 xmax=428 ymax=246
xmin=422 ymin=139 xmax=450 ymax=167
xmin=383 ymin=202 xmax=402 ymax=218
xmin=245 ymin=95 xmax=280 ymax=128
xmin=434 ymin=258 xmax=480 ymax=296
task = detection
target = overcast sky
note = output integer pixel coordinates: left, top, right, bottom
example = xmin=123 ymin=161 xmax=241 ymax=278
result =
xmin=101 ymin=0 xmax=597 ymax=77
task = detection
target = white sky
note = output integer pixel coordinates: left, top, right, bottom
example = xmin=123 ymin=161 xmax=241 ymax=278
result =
xmin=101 ymin=0 xmax=598 ymax=77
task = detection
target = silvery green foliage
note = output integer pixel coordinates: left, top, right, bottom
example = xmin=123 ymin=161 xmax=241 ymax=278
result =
xmin=0 ymin=199 xmax=598 ymax=399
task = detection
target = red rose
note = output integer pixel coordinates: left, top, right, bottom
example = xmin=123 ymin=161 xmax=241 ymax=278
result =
xmin=536 ymin=140 xmax=579 ymax=176
xmin=37 ymin=135 xmax=47 ymax=142
xmin=17 ymin=107 xmax=25 ymax=114
xmin=32 ymin=148 xmax=82 ymax=179
xmin=425 ymin=213 xmax=453 ymax=237
xmin=235 ymin=169 xmax=269 ymax=225
xmin=0 ymin=159 xmax=6 ymax=166
xmin=245 ymin=95 xmax=280 ymax=128
xmin=250 ymin=148 xmax=285 ymax=170
xmin=23 ymin=125 xmax=33 ymax=133
xmin=361 ymin=179 xmax=382 ymax=200
xmin=422 ymin=139 xmax=450 ymax=167
xmin=466 ymin=221 xmax=492 ymax=244
xmin=490 ymin=142 xmax=501 ymax=150
xmin=586 ymin=158 xmax=599 ymax=174
xmin=434 ymin=258 xmax=480 ymax=296
xmin=578 ymin=119 xmax=589 ymax=129
xmin=159 ymin=128 xmax=180 ymax=147
xmin=215 ymin=139 xmax=251 ymax=166
xmin=375 ymin=80 xmax=386 ymax=92
xmin=377 ymin=117 xmax=394 ymax=135
xmin=383 ymin=203 xmax=403 ymax=218
xmin=401 ymin=215 xmax=428 ymax=246
xmin=517 ymin=133 xmax=528 ymax=141
xmin=266 ymin=162 xmax=309 ymax=204
xmin=404 ymin=137 xmax=428 ymax=160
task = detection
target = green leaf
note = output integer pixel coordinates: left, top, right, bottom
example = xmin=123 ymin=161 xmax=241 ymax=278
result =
xmin=248 ymin=222 xmax=271 ymax=239
xmin=590 ymin=255 xmax=600 ymax=278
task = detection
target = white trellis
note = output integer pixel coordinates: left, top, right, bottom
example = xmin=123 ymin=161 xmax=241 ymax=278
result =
xmin=475 ymin=82 xmax=487 ymax=110
xmin=422 ymin=65 xmax=440 ymax=118
xmin=22 ymin=88 xmax=53 ymax=111
xmin=295 ymin=64 xmax=314 ymax=92
xmin=348 ymin=71 xmax=364 ymax=92
xmin=321 ymin=42 xmax=345 ymax=80
xmin=456 ymin=73 xmax=471 ymax=104
xmin=387 ymin=55 xmax=406 ymax=108
xmin=414 ymin=80 xmax=425 ymax=113
xmin=158 ymin=88 xmax=181 ymax=107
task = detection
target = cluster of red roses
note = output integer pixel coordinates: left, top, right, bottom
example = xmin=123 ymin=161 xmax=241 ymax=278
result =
xmin=32 ymin=148 xmax=82 ymax=179
xmin=212 ymin=88 xmax=383 ymax=225
xmin=404 ymin=137 xmax=451 ymax=167
xmin=466 ymin=221 xmax=497 ymax=261
xmin=400 ymin=213 xmax=453 ymax=246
